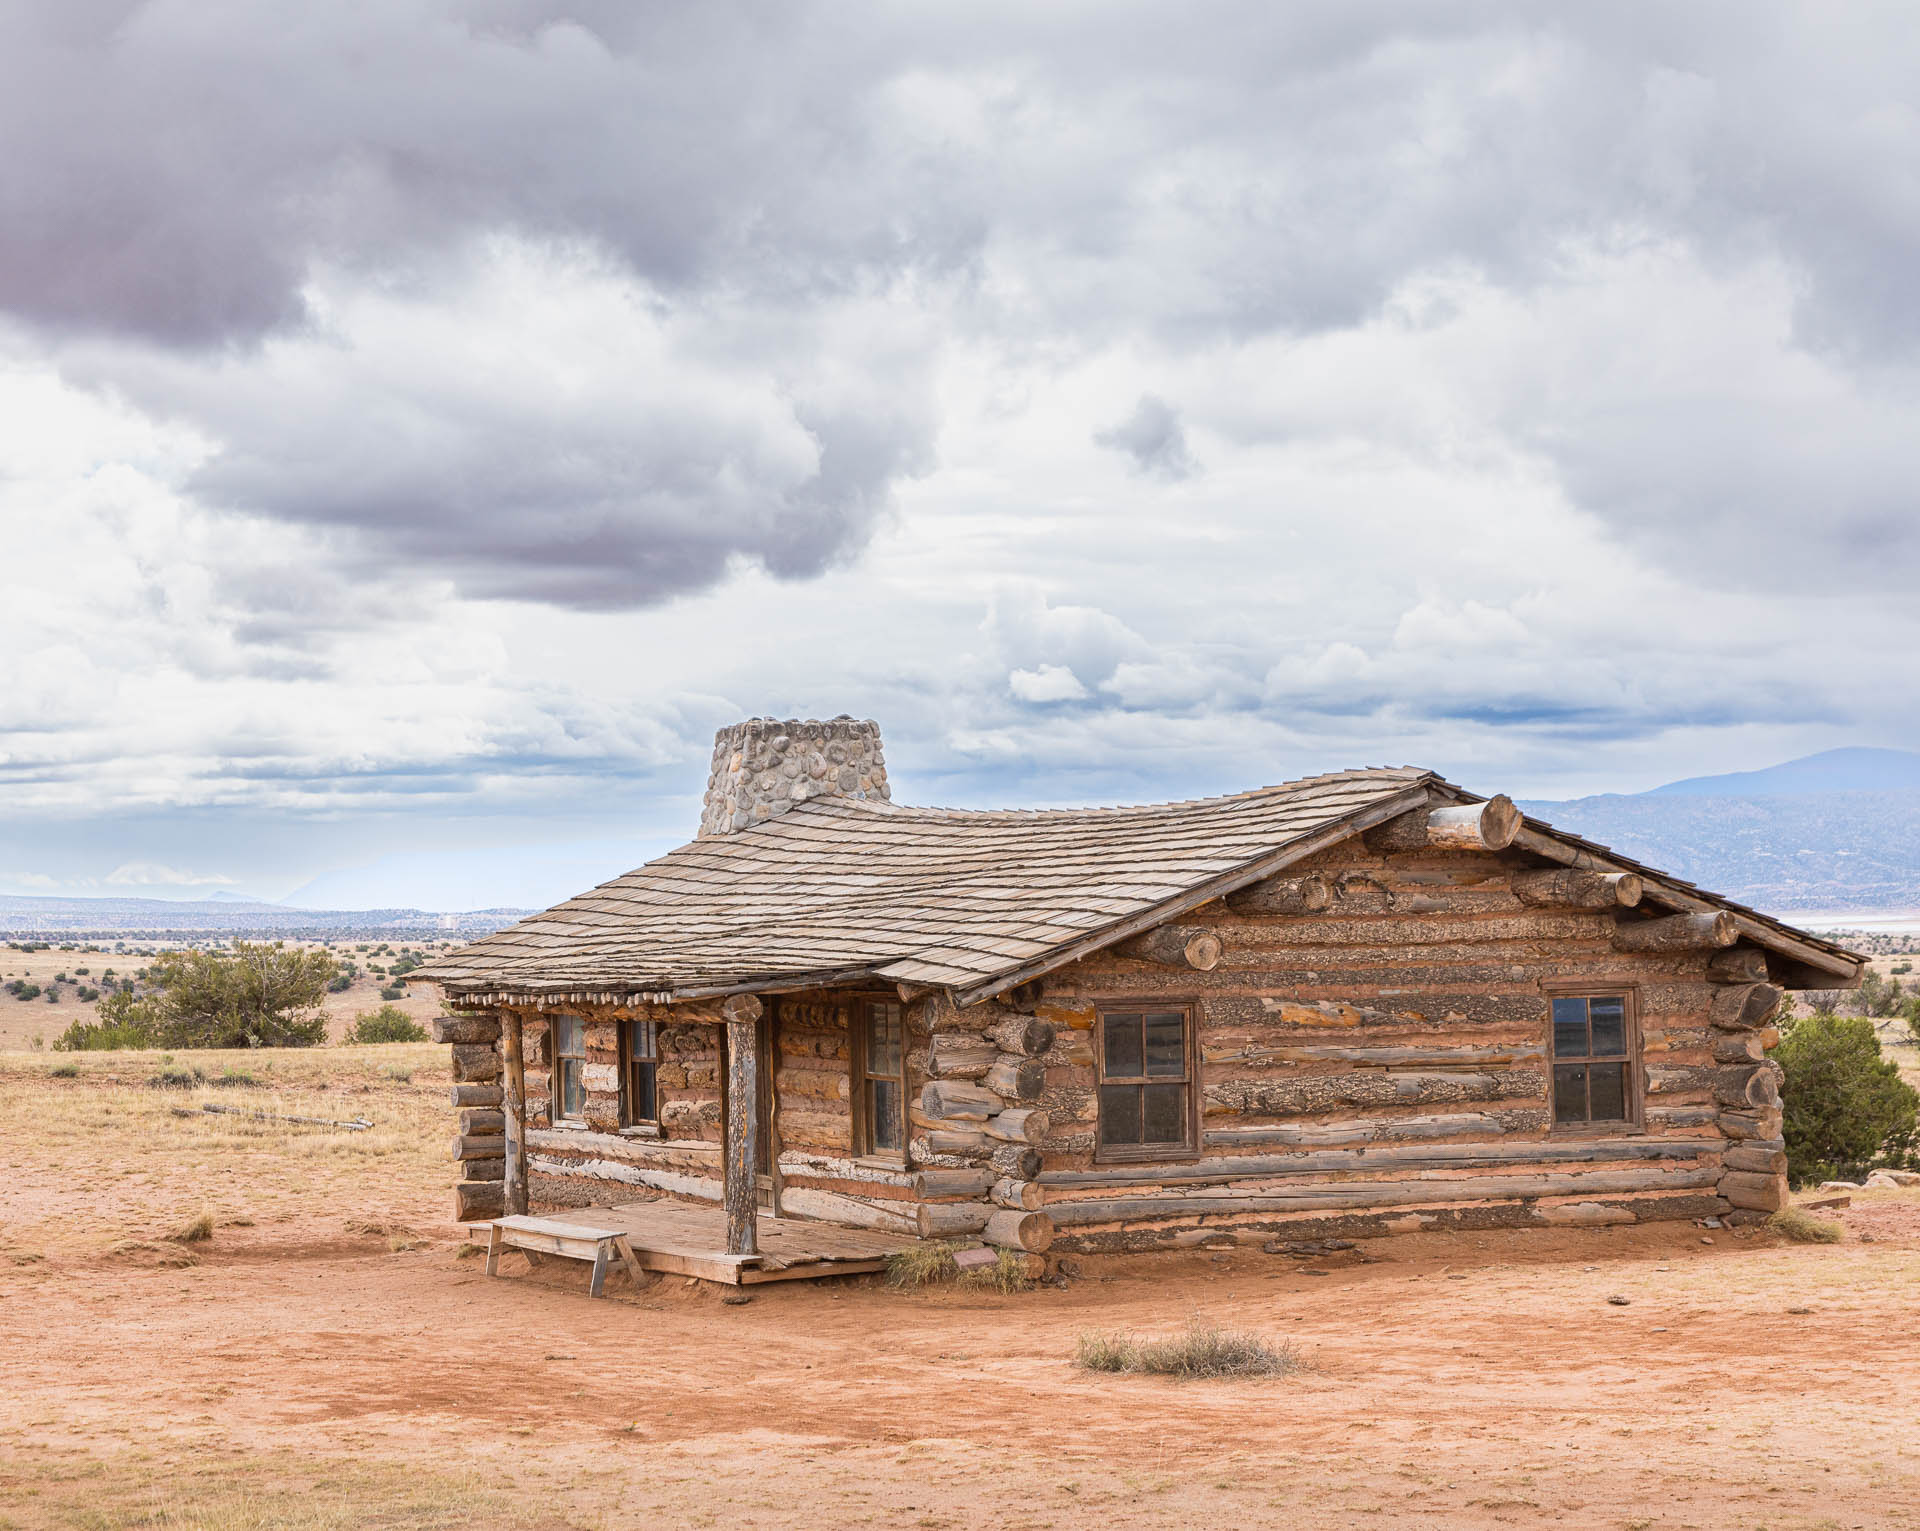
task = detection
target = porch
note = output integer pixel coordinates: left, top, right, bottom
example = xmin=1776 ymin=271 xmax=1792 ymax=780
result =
xmin=470 ymin=1197 xmax=919 ymax=1288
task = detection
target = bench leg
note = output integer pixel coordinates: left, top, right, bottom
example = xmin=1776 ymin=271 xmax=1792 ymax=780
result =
xmin=615 ymin=1235 xmax=646 ymax=1290
xmin=484 ymin=1223 xmax=502 ymax=1277
xmin=589 ymin=1242 xmax=611 ymax=1298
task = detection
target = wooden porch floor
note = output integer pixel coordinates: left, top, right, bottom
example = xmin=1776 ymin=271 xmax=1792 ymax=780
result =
xmin=512 ymin=1199 xmax=918 ymax=1286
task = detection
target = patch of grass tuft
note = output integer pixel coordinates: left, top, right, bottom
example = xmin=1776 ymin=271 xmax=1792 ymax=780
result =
xmin=49 ymin=1063 xmax=79 ymax=1078
xmin=1076 ymin=1318 xmax=1301 ymax=1379
xmin=1770 ymin=1205 xmax=1843 ymax=1244
xmin=170 ymin=1213 xmax=216 ymax=1244
xmin=147 ymin=1064 xmax=206 ymax=1089
xmin=1075 ymin=1330 xmax=1137 ymax=1373
xmin=885 ymin=1240 xmax=962 ymax=1287
xmin=957 ymin=1246 xmax=1034 ymax=1295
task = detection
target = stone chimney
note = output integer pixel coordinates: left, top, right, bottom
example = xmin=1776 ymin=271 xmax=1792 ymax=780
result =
xmin=698 ymin=716 xmax=890 ymax=837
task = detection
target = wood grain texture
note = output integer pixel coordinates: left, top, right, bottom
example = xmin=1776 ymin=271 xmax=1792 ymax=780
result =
xmin=723 ymin=1015 xmax=760 ymax=1256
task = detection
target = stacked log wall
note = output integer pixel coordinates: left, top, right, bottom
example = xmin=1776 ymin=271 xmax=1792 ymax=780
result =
xmin=461 ymin=990 xmax=918 ymax=1232
xmin=441 ymin=833 xmax=1789 ymax=1253
xmin=439 ymin=1010 xmax=505 ymax=1221
xmin=999 ymin=841 xmax=1776 ymax=1252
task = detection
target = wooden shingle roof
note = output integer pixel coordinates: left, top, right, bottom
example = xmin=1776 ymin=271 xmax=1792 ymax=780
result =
xmin=422 ymin=768 xmax=1436 ymax=1006
xmin=422 ymin=765 xmax=1863 ymax=1006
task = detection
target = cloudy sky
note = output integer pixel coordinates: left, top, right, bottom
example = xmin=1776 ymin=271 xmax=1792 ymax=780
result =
xmin=3 ymin=2 xmax=1917 ymax=908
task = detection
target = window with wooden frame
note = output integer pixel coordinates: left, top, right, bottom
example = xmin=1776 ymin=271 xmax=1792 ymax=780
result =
xmin=620 ymin=1018 xmax=659 ymax=1130
xmin=855 ymin=1000 xmax=907 ymax=1159
xmin=1548 ymin=991 xmax=1637 ymax=1128
xmin=1096 ymin=1005 xmax=1197 ymax=1160
xmin=550 ymin=1012 xmax=587 ymax=1124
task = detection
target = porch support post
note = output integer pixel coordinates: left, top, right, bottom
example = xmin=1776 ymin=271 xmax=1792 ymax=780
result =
xmin=722 ymin=993 xmax=765 ymax=1257
xmin=501 ymin=1010 xmax=529 ymax=1217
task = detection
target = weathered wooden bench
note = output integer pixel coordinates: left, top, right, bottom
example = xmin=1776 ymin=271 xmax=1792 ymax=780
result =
xmin=483 ymin=1215 xmax=646 ymax=1298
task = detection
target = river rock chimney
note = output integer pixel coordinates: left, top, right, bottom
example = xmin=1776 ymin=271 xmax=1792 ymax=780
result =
xmin=698 ymin=716 xmax=890 ymax=837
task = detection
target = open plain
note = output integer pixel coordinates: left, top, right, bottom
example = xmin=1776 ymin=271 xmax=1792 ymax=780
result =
xmin=2 ymin=1047 xmax=1918 ymax=1530
xmin=0 ymin=944 xmax=453 ymax=1053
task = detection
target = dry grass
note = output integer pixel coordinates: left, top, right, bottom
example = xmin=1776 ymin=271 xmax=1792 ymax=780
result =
xmin=885 ymin=1239 xmax=961 ymax=1287
xmin=1077 ymin=1318 xmax=1303 ymax=1379
xmin=1771 ymin=1205 xmax=1845 ymax=1243
xmin=169 ymin=1213 xmax=215 ymax=1244
xmin=0 ymin=1450 xmax=512 ymax=1530
xmin=957 ymin=1246 xmax=1034 ymax=1295
xmin=886 ymin=1241 xmax=1033 ymax=1294
xmin=0 ymin=1047 xmax=450 ymax=1257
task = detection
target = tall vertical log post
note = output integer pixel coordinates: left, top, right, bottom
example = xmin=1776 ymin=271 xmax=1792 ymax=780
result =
xmin=502 ymin=1011 xmax=528 ymax=1217
xmin=722 ymin=993 xmax=765 ymax=1257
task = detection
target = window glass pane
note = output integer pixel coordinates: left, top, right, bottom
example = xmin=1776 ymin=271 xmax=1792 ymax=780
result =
xmin=630 ymin=1063 xmax=656 ymax=1123
xmin=1142 ymin=1013 xmax=1186 ymax=1078
xmin=1099 ymin=1083 xmax=1142 ymax=1146
xmin=1142 ymin=1083 xmax=1187 ymax=1144
xmin=625 ymin=1019 xmax=655 ymax=1063
xmin=1103 ymin=1014 xmax=1143 ymax=1078
xmin=1551 ymin=997 xmax=1589 ymax=1058
xmin=1589 ymin=1062 xmax=1628 ymax=1121
xmin=868 ymin=1004 xmax=902 ymax=1074
xmin=553 ymin=1013 xmax=583 ymax=1060
xmin=1588 ymin=997 xmax=1627 ymax=1056
xmin=1552 ymin=1063 xmax=1588 ymax=1124
xmin=559 ymin=1058 xmax=586 ymax=1119
xmin=871 ymin=1078 xmax=901 ymax=1150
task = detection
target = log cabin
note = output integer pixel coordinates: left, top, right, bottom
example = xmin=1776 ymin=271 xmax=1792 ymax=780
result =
xmin=420 ymin=717 xmax=1862 ymax=1274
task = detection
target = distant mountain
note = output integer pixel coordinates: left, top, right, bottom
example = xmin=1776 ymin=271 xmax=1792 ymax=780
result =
xmin=1646 ymin=747 xmax=1920 ymax=798
xmin=0 ymin=895 xmax=531 ymax=939
xmin=1523 ymin=749 xmax=1920 ymax=915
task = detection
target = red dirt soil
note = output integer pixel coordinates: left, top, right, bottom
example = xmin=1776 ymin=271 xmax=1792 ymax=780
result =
xmin=5 ymin=1205 xmax=1920 ymax=1529
xmin=3 ymin=1058 xmax=1917 ymax=1529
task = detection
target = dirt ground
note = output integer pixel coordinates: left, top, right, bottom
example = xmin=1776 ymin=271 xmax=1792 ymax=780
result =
xmin=0 ymin=942 xmax=453 ymax=1051
xmin=3 ymin=1050 xmax=1919 ymax=1531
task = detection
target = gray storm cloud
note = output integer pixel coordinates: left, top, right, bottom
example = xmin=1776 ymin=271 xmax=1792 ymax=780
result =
xmin=3 ymin=2 xmax=1920 ymax=608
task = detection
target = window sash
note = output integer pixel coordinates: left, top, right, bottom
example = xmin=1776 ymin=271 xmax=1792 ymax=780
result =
xmin=551 ymin=1012 xmax=586 ymax=1122
xmin=622 ymin=1019 xmax=659 ymax=1127
xmin=859 ymin=1001 xmax=906 ymax=1157
xmin=1548 ymin=993 xmax=1635 ymax=1126
xmin=1096 ymin=1008 xmax=1195 ymax=1158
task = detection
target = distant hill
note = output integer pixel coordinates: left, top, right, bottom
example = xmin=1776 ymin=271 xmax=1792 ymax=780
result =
xmin=0 ymin=895 xmax=530 ymax=940
xmin=1523 ymin=748 xmax=1920 ymax=915
xmin=1645 ymin=747 xmax=1920 ymax=798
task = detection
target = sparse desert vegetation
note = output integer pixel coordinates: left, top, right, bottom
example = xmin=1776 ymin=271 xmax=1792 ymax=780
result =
xmin=0 ymin=938 xmax=452 ymax=1052
xmin=5 ymin=1045 xmax=1920 ymax=1528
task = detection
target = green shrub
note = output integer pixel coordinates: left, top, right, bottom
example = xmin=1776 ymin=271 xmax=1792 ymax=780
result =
xmin=82 ymin=941 xmax=335 ymax=1049
xmin=378 ymin=984 xmax=405 ymax=1001
xmin=53 ymin=1015 xmax=159 ymax=1051
xmin=1776 ymin=1013 xmax=1920 ymax=1185
xmin=1076 ymin=1319 xmax=1300 ymax=1379
xmin=341 ymin=1005 xmax=428 ymax=1045
xmin=147 ymin=1065 xmax=206 ymax=1089
xmin=49 ymin=1064 xmax=79 ymax=1079
xmin=326 ymin=974 xmax=353 ymax=993
xmin=8 ymin=981 xmax=42 ymax=1002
